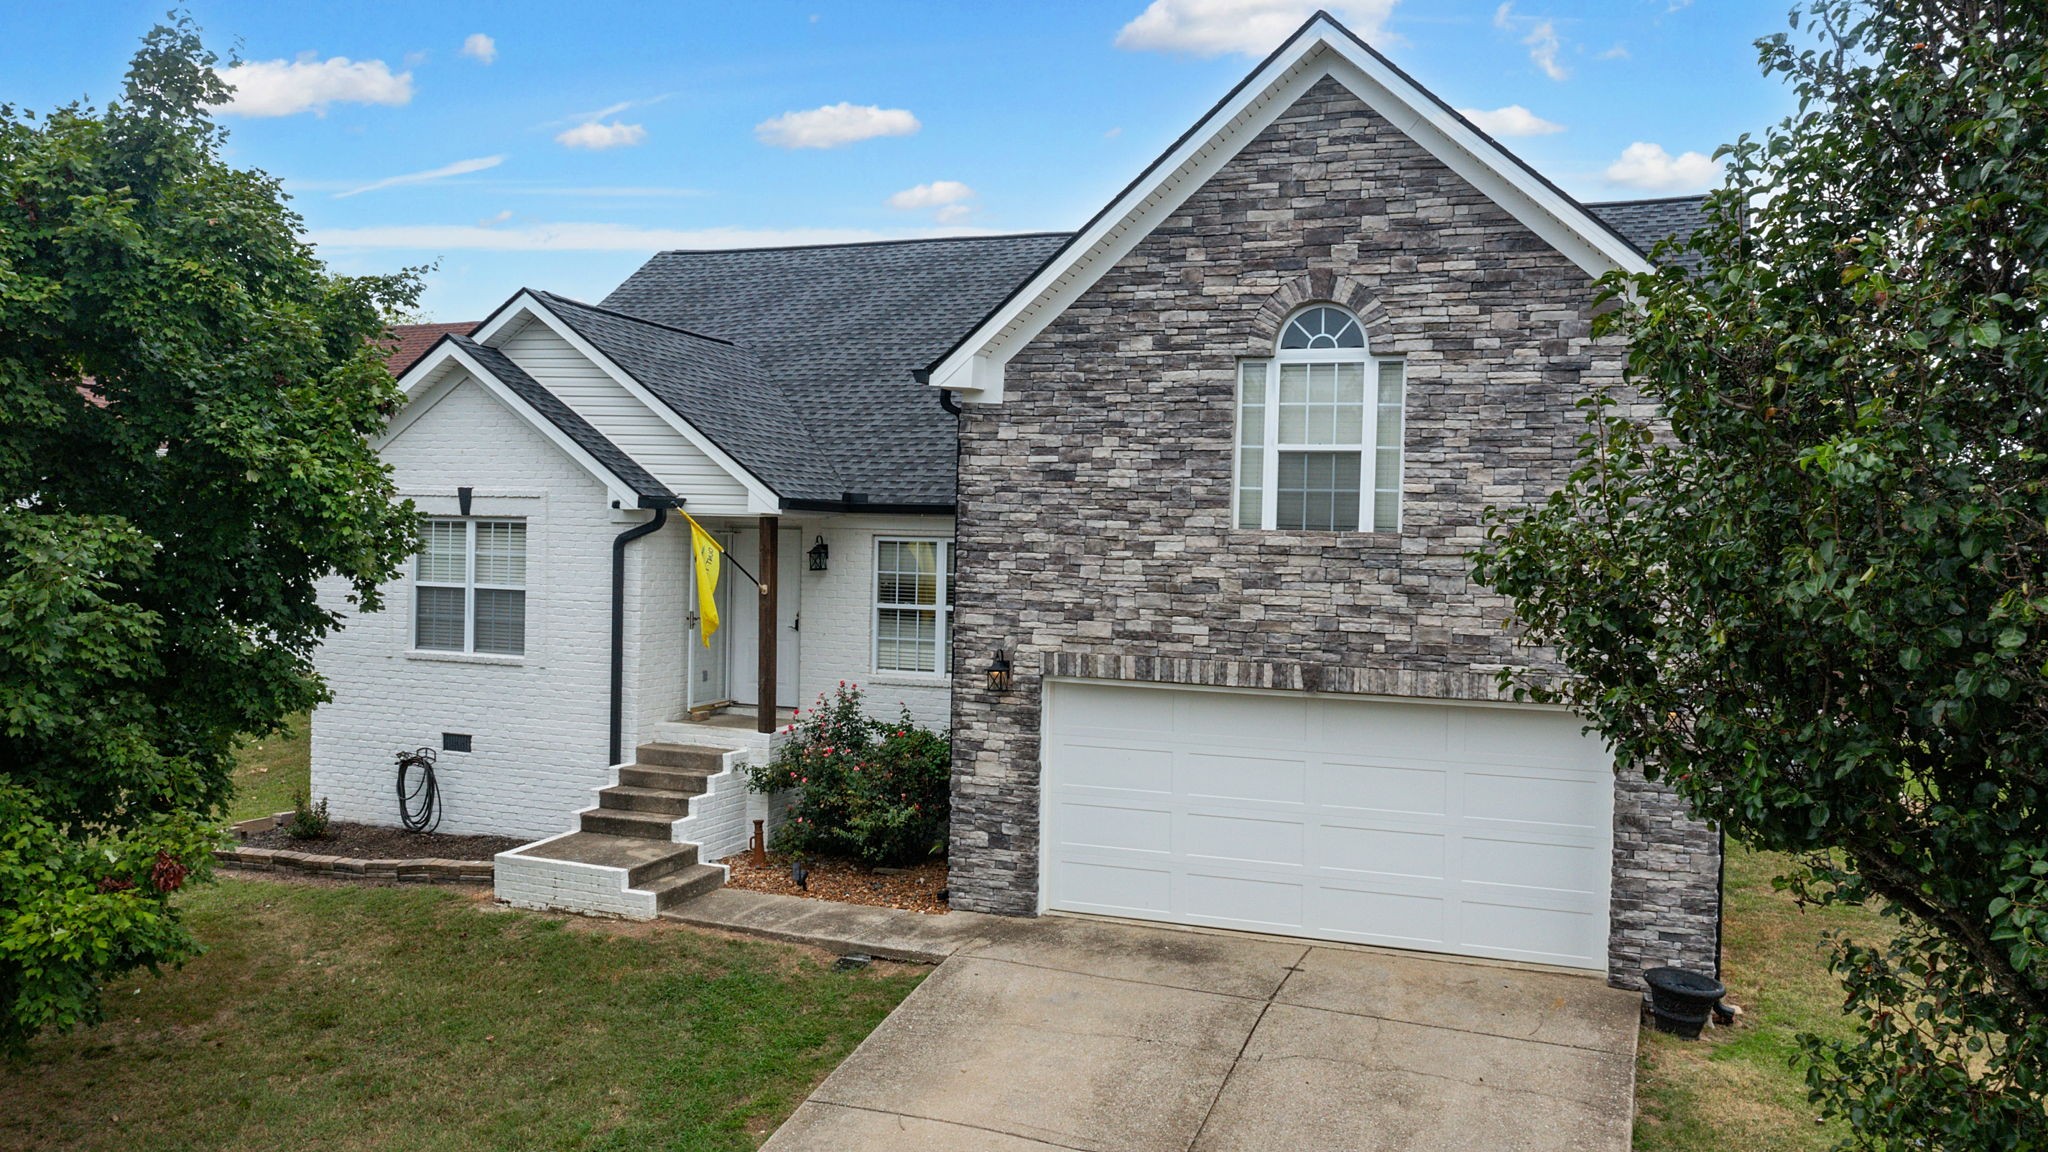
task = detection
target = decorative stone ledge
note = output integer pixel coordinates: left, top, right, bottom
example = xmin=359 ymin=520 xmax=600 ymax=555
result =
xmin=215 ymin=811 xmax=494 ymax=884
xmin=1042 ymin=650 xmax=1557 ymax=704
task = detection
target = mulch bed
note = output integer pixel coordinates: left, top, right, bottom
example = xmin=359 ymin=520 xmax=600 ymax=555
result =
xmin=720 ymin=851 xmax=950 ymax=914
xmin=241 ymin=820 xmax=524 ymax=862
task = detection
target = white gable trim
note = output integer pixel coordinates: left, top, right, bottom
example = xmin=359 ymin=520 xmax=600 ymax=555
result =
xmin=384 ymin=340 xmax=648 ymax=510
xmin=474 ymin=293 xmax=782 ymax=513
xmin=927 ymin=16 xmax=1652 ymax=404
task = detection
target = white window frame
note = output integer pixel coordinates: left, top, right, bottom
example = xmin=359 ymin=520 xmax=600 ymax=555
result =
xmin=414 ymin=517 xmax=527 ymax=655
xmin=1235 ymin=309 xmax=1404 ymax=534
xmin=871 ymin=538 xmax=952 ymax=676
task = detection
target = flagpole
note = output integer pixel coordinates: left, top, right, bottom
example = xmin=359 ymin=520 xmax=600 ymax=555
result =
xmin=680 ymin=511 xmax=763 ymax=590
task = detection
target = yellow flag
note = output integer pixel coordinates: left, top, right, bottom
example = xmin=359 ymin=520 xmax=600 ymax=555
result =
xmin=687 ymin=515 xmax=721 ymax=647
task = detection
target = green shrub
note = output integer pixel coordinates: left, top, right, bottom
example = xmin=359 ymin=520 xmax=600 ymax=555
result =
xmin=285 ymin=793 xmax=330 ymax=841
xmin=745 ymin=683 xmax=950 ymax=866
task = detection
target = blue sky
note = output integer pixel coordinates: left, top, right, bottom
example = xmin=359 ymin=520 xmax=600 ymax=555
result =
xmin=3 ymin=1 xmax=1800 ymax=320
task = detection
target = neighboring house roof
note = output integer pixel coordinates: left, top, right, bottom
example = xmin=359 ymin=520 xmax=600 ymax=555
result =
xmin=1586 ymin=196 xmax=1715 ymax=274
xmin=385 ymin=322 xmax=480 ymax=376
xmin=449 ymin=334 xmax=674 ymax=506
xmin=599 ymin=233 xmax=1070 ymax=507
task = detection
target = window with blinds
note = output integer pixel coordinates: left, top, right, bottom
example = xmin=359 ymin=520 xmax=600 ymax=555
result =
xmin=1236 ymin=305 xmax=1404 ymax=533
xmin=874 ymin=539 xmax=951 ymax=674
xmin=416 ymin=518 xmax=527 ymax=655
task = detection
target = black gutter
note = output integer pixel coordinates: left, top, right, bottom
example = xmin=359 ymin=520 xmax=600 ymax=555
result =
xmin=780 ymin=497 xmax=955 ymax=516
xmin=609 ymin=503 xmax=671 ymax=766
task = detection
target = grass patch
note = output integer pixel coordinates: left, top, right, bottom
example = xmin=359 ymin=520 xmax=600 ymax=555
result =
xmin=0 ymin=878 xmax=921 ymax=1151
xmin=1633 ymin=846 xmax=1893 ymax=1151
xmin=227 ymin=711 xmax=311 ymax=823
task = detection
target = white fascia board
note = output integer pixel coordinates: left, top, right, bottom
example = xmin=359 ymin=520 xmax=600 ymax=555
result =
xmin=382 ymin=340 xmax=645 ymax=509
xmin=932 ymin=18 xmax=1651 ymax=406
xmin=477 ymin=293 xmax=784 ymax=514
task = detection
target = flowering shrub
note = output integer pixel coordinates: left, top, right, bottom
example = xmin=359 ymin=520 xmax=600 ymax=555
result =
xmin=744 ymin=682 xmax=950 ymax=865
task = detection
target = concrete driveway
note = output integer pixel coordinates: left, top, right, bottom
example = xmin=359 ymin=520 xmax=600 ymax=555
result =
xmin=763 ymin=916 xmax=1640 ymax=1152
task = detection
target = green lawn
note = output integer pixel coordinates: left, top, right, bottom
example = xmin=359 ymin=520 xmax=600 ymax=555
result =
xmin=227 ymin=710 xmax=312 ymax=822
xmin=0 ymin=878 xmax=921 ymax=1151
xmin=1633 ymin=847 xmax=1892 ymax=1150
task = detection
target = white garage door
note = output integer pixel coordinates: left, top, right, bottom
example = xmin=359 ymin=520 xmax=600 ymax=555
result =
xmin=1041 ymin=681 xmax=1615 ymax=970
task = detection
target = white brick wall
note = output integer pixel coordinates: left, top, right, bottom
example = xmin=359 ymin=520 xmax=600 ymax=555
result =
xmin=311 ymin=375 xmax=676 ymax=839
xmin=788 ymin=511 xmax=956 ymax=730
xmin=310 ymin=373 xmax=958 ymax=845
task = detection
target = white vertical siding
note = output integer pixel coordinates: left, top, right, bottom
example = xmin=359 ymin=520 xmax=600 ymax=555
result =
xmin=495 ymin=317 xmax=757 ymax=513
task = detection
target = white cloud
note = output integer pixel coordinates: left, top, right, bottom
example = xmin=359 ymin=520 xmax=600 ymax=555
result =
xmin=755 ymin=102 xmax=920 ymax=148
xmin=1115 ymin=0 xmax=1397 ymax=57
xmin=304 ymin=222 xmax=980 ymax=252
xmin=213 ymin=54 xmax=413 ymax=118
xmin=887 ymin=181 xmax=974 ymax=210
xmin=1456 ymin=104 xmax=1564 ymax=137
xmin=1603 ymin=141 xmax=1721 ymax=192
xmin=1524 ymin=19 xmax=1567 ymax=80
xmin=479 ymin=209 xmax=514 ymax=226
xmin=335 ymin=155 xmax=504 ymax=198
xmin=461 ymin=34 xmax=496 ymax=64
xmin=1599 ymin=42 xmax=1630 ymax=60
xmin=555 ymin=120 xmax=647 ymax=150
xmin=1104 ymin=126 xmax=1123 ymax=139
xmin=935 ymin=204 xmax=972 ymax=225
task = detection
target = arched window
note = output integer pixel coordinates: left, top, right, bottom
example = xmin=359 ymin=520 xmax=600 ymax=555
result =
xmin=1236 ymin=305 xmax=1404 ymax=533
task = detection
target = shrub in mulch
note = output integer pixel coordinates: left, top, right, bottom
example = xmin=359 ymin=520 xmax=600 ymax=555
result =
xmin=744 ymin=682 xmax=949 ymax=866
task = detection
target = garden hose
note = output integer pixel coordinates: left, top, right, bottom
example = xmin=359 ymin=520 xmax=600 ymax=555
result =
xmin=395 ymin=746 xmax=442 ymax=833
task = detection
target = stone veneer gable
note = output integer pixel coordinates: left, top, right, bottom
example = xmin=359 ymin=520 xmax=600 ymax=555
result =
xmin=946 ymin=74 xmax=1720 ymax=987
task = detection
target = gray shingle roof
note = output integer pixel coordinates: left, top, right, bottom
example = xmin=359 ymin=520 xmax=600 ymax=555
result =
xmin=451 ymin=334 xmax=674 ymax=506
xmin=529 ymin=290 xmax=846 ymax=501
xmin=1587 ymin=196 xmax=1712 ymax=273
xmin=540 ymin=206 xmax=1703 ymax=509
xmin=599 ymin=233 xmax=1071 ymax=507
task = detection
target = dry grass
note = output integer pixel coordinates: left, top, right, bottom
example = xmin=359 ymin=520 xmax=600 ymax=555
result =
xmin=1632 ymin=847 xmax=1893 ymax=1151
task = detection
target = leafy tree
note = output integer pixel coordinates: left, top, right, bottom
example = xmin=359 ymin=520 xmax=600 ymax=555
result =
xmin=0 ymin=20 xmax=420 ymax=1049
xmin=1474 ymin=2 xmax=2047 ymax=1145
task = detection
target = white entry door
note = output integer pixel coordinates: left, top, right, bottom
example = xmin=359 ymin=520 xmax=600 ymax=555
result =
xmin=1040 ymin=681 xmax=1615 ymax=970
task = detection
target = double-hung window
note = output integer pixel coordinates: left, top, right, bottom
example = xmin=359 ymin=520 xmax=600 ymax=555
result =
xmin=416 ymin=518 xmax=527 ymax=655
xmin=1236 ymin=305 xmax=1405 ymax=533
xmin=874 ymin=539 xmax=951 ymax=674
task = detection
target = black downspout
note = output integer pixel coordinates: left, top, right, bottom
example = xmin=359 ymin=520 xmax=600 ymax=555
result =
xmin=938 ymin=388 xmax=962 ymax=415
xmin=610 ymin=505 xmax=668 ymax=766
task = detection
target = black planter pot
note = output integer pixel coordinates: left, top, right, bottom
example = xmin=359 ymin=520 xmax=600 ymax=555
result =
xmin=1644 ymin=966 xmax=1726 ymax=1039
xmin=1648 ymin=1003 xmax=1711 ymax=1038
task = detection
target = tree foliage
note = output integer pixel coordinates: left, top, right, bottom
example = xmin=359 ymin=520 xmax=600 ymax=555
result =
xmin=1474 ymin=2 xmax=2048 ymax=1145
xmin=0 ymin=20 xmax=420 ymax=1049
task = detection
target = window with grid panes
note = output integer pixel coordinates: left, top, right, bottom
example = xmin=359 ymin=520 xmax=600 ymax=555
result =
xmin=415 ymin=518 xmax=526 ymax=655
xmin=1236 ymin=305 xmax=1404 ymax=533
xmin=874 ymin=539 xmax=951 ymax=674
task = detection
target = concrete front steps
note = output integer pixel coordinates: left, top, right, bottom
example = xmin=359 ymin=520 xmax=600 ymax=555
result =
xmin=494 ymin=743 xmax=742 ymax=919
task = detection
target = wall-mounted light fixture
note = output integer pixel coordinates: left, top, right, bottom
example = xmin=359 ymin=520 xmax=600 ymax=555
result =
xmin=987 ymin=649 xmax=1013 ymax=694
xmin=807 ymin=535 xmax=829 ymax=571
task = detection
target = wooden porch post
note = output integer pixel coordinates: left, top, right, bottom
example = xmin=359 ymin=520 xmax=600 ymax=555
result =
xmin=757 ymin=515 xmax=779 ymax=733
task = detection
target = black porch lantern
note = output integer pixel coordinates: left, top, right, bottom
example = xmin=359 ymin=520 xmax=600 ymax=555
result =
xmin=806 ymin=535 xmax=829 ymax=571
xmin=987 ymin=649 xmax=1013 ymax=694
